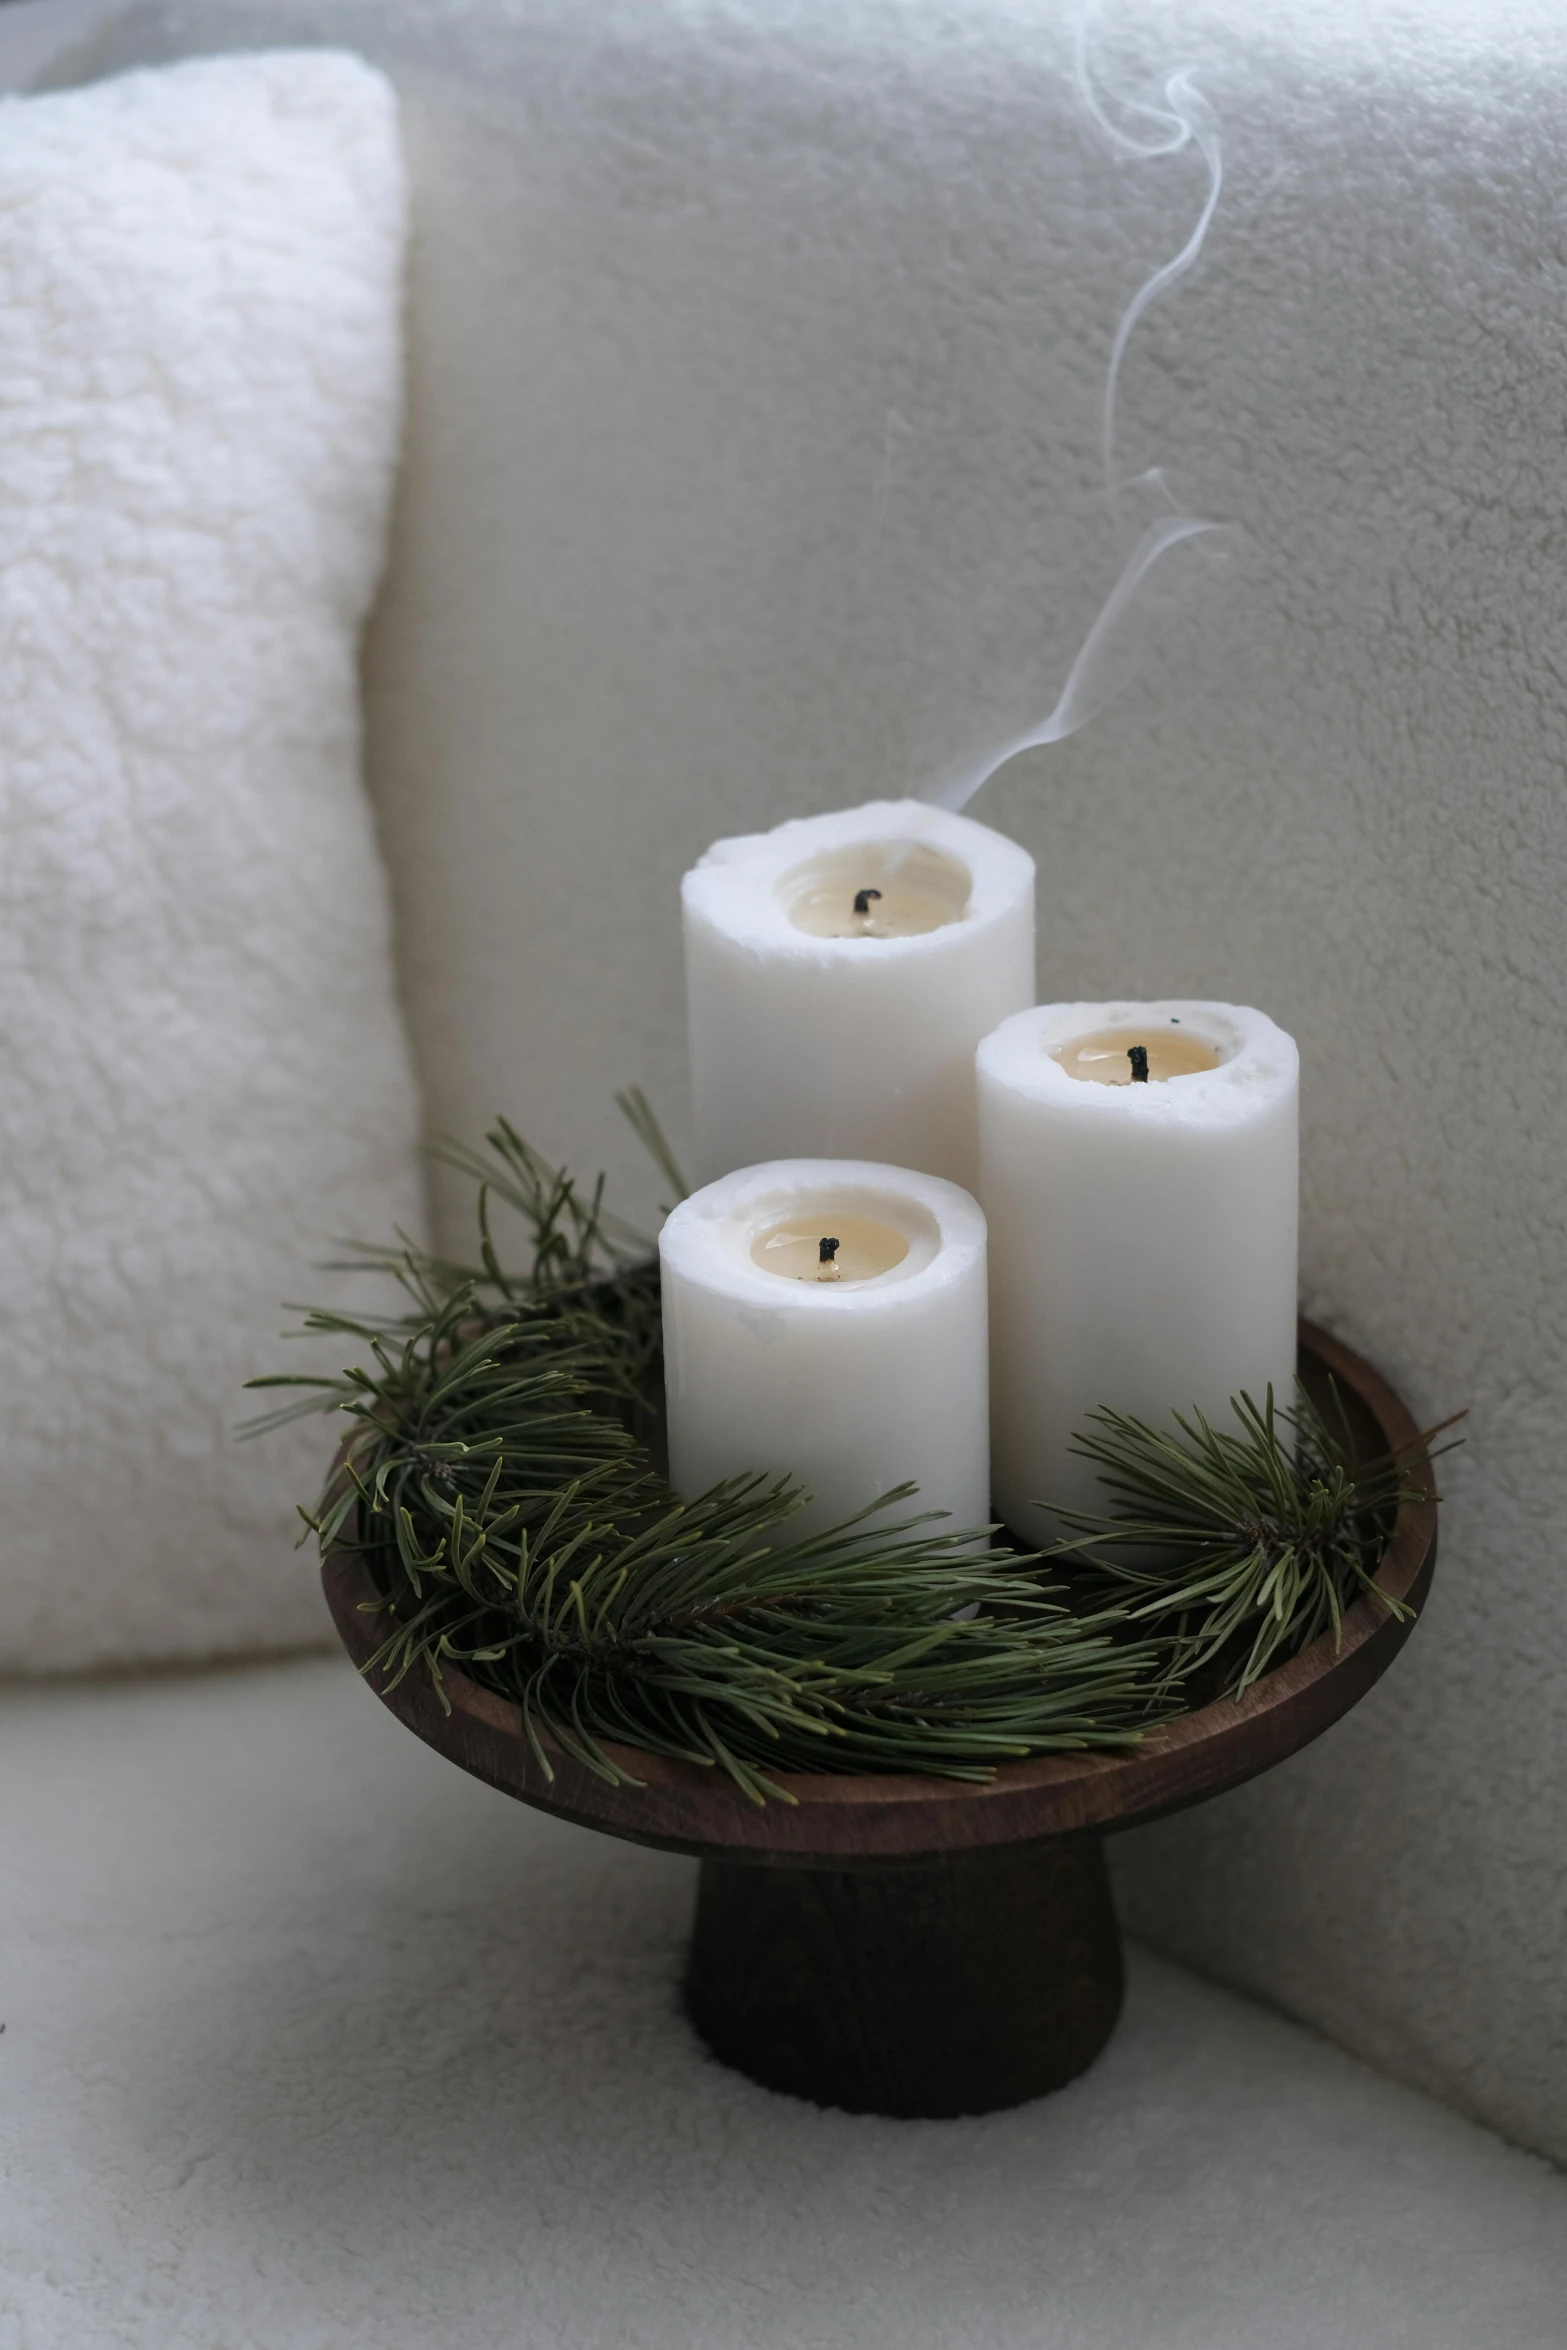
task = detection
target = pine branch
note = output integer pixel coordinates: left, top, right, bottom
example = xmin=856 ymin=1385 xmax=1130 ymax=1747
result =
xmin=1049 ymin=1385 xmax=1458 ymax=1694
xmin=300 ymin=1286 xmax=1172 ymax=1803
xmin=614 ymin=1085 xmax=690 ymax=1207
xmin=248 ymin=1119 xmax=1172 ymax=1798
xmin=247 ymin=1105 xmax=1447 ymax=1794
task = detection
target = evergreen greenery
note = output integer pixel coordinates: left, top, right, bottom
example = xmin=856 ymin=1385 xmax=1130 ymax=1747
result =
xmin=246 ymin=1112 xmax=1170 ymax=1803
xmin=248 ymin=1105 xmax=1441 ymax=1801
xmin=1053 ymin=1388 xmax=1452 ymax=1694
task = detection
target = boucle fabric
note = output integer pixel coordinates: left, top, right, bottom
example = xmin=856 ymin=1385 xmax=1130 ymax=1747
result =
xmin=56 ymin=0 xmax=1567 ymax=2162
xmin=5 ymin=1655 xmax=1567 ymax=2350
xmin=0 ymin=52 xmax=423 ymax=1669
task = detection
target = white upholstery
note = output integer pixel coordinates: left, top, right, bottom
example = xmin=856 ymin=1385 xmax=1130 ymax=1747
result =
xmin=6 ymin=1655 xmax=1567 ymax=2350
xmin=35 ymin=0 xmax=1567 ymax=2168
xmin=0 ymin=48 xmax=424 ymax=1671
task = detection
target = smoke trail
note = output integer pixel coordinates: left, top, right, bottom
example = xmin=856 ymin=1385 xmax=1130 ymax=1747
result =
xmin=922 ymin=16 xmax=1228 ymax=814
xmin=927 ymin=513 xmax=1222 ymax=812
xmin=1075 ymin=19 xmax=1224 ymax=495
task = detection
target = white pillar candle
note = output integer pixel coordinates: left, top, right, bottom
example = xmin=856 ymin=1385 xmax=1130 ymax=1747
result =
xmin=660 ymin=1159 xmax=989 ymax=1543
xmin=683 ymin=800 xmax=1035 ymax=1192
xmin=976 ymin=1001 xmax=1299 ymax=1543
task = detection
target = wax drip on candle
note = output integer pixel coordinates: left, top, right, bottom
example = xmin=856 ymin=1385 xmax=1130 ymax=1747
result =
xmin=818 ymin=1236 xmax=841 ymax=1282
xmin=1128 ymin=1045 xmax=1150 ymax=1083
xmin=852 ymin=887 xmax=883 ymax=918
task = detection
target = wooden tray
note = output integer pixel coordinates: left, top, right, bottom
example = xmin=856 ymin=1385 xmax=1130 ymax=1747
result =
xmin=323 ymin=1318 xmax=1436 ymax=2116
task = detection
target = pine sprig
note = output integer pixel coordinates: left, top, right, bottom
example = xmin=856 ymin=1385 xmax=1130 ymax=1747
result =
xmin=1050 ymin=1386 xmax=1454 ymax=1694
xmin=248 ymin=1117 xmax=1172 ymax=1802
xmin=249 ymin=1109 xmax=1443 ymax=1798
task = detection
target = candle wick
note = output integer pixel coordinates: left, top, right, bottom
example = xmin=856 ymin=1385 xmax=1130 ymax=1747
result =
xmin=852 ymin=888 xmax=882 ymax=917
xmin=1128 ymin=1045 xmax=1150 ymax=1083
xmin=817 ymin=1236 xmax=841 ymax=1281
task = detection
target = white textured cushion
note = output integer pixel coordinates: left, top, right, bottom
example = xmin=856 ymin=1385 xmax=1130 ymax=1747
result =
xmin=0 ymin=51 xmax=423 ymax=1669
xmin=6 ymin=1656 xmax=1567 ymax=2350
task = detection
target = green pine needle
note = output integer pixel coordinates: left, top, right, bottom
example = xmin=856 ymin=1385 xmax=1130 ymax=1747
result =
xmin=247 ymin=1115 xmax=1172 ymax=1801
xmin=1048 ymin=1386 xmax=1456 ymax=1694
xmin=247 ymin=1107 xmax=1449 ymax=1796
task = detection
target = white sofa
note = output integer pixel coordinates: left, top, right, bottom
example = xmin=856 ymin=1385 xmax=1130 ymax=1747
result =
xmin=7 ymin=2 xmax=1567 ymax=2340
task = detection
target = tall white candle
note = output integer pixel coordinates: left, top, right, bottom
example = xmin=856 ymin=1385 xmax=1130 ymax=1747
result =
xmin=976 ymin=1001 xmax=1299 ymax=1542
xmin=683 ymin=800 xmax=1035 ymax=1192
xmin=660 ymin=1159 xmax=989 ymax=1542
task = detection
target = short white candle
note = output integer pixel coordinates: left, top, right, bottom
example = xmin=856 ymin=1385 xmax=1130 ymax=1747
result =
xmin=976 ymin=1001 xmax=1299 ymax=1542
xmin=660 ymin=1159 xmax=990 ymax=1543
xmin=683 ymin=800 xmax=1035 ymax=1192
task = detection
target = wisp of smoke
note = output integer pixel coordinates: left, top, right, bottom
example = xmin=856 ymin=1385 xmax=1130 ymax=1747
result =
xmin=1076 ymin=22 xmax=1224 ymax=496
xmin=927 ymin=511 xmax=1221 ymax=812
xmin=923 ymin=12 xmax=1228 ymax=815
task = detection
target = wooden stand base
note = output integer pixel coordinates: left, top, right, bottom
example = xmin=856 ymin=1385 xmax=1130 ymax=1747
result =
xmin=324 ymin=1327 xmax=1437 ymax=2124
xmin=684 ymin=1837 xmax=1123 ymax=2117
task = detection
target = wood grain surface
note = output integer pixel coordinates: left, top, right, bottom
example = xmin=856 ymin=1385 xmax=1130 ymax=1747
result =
xmin=322 ymin=1320 xmax=1437 ymax=1871
xmin=686 ymin=1839 xmax=1123 ymax=2115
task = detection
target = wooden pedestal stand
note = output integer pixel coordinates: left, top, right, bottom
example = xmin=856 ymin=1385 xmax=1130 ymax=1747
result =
xmin=323 ymin=1321 xmax=1437 ymax=2118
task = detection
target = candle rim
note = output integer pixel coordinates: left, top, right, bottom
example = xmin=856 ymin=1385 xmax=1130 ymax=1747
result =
xmin=775 ymin=836 xmax=974 ymax=939
xmin=682 ymin=797 xmax=1034 ymax=957
xmin=1049 ymin=1021 xmax=1229 ymax=1084
xmin=660 ymin=1157 xmax=988 ymax=1307
xmin=977 ymin=1000 xmax=1299 ymax=1120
